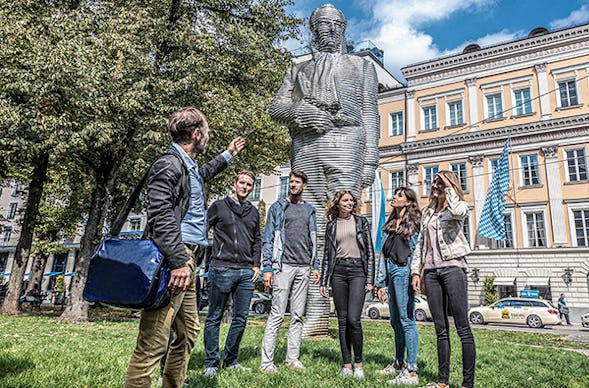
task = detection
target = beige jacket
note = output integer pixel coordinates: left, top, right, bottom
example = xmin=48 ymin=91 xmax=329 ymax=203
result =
xmin=410 ymin=187 xmax=471 ymax=276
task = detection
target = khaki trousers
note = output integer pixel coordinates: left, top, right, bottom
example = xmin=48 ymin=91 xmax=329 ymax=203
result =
xmin=124 ymin=248 xmax=200 ymax=388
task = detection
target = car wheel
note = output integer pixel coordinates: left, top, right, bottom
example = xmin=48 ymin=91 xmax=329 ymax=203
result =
xmin=469 ymin=311 xmax=485 ymax=325
xmin=415 ymin=309 xmax=427 ymax=322
xmin=527 ymin=314 xmax=543 ymax=328
xmin=368 ymin=307 xmax=380 ymax=320
xmin=254 ymin=301 xmax=266 ymax=314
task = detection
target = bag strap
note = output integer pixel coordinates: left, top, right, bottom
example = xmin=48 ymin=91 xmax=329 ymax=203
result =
xmin=109 ymin=150 xmax=184 ymax=236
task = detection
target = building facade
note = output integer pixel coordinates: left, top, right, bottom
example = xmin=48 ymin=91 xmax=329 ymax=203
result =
xmin=374 ymin=24 xmax=589 ymax=319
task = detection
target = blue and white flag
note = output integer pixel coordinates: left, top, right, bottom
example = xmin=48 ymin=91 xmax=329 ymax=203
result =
xmin=371 ymin=170 xmax=387 ymax=253
xmin=479 ymin=139 xmax=510 ymax=240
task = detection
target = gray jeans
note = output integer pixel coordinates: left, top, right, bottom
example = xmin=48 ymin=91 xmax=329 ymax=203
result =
xmin=261 ymin=264 xmax=310 ymax=368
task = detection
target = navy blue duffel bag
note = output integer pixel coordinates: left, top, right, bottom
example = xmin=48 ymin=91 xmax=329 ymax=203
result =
xmin=83 ymin=237 xmax=170 ymax=310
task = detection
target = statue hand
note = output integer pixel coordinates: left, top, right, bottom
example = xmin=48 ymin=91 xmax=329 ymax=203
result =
xmin=294 ymin=100 xmax=334 ymax=133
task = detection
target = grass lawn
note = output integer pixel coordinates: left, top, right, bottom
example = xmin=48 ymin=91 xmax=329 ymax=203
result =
xmin=0 ymin=313 xmax=587 ymax=387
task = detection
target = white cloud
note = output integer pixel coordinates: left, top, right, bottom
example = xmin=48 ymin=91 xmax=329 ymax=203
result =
xmin=550 ymin=5 xmax=589 ymax=29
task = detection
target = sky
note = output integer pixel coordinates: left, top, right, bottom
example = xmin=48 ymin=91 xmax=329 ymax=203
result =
xmin=285 ymin=0 xmax=589 ymax=82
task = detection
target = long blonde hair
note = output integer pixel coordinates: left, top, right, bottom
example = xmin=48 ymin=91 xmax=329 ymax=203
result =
xmin=427 ymin=170 xmax=464 ymax=209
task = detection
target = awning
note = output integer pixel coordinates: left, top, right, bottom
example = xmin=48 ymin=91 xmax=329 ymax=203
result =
xmin=493 ymin=277 xmax=515 ymax=286
xmin=43 ymin=271 xmax=64 ymax=277
xmin=526 ymin=277 xmax=550 ymax=286
xmin=64 ymin=272 xmax=76 ymax=277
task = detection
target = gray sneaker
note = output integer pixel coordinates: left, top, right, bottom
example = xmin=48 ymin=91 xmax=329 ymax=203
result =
xmin=341 ymin=367 xmax=353 ymax=377
xmin=353 ymin=367 xmax=364 ymax=380
xmin=226 ymin=363 xmax=251 ymax=372
xmin=388 ymin=369 xmax=419 ymax=385
xmin=260 ymin=364 xmax=278 ymax=374
xmin=377 ymin=361 xmax=405 ymax=376
xmin=204 ymin=367 xmax=218 ymax=378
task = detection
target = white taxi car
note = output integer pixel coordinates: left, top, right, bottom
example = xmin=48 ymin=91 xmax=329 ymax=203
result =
xmin=468 ymin=297 xmax=561 ymax=328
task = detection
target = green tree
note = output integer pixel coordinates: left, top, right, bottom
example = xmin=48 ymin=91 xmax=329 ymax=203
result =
xmin=483 ymin=276 xmax=498 ymax=306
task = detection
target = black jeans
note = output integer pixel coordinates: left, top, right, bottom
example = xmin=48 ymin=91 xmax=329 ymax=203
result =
xmin=331 ymin=258 xmax=366 ymax=364
xmin=425 ymin=266 xmax=476 ymax=388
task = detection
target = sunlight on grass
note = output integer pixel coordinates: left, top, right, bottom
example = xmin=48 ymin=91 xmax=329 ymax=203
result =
xmin=0 ymin=314 xmax=587 ymax=387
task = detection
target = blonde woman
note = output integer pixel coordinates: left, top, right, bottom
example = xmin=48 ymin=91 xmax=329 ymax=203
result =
xmin=410 ymin=171 xmax=476 ymax=388
xmin=319 ymin=190 xmax=375 ymax=379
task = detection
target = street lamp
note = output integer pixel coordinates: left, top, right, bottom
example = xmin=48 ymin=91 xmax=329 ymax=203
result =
xmin=471 ymin=267 xmax=480 ymax=283
xmin=562 ymin=267 xmax=574 ymax=286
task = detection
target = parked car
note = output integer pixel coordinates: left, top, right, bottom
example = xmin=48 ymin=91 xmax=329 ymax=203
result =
xmin=251 ymin=292 xmax=272 ymax=314
xmin=468 ymin=297 xmax=560 ymax=328
xmin=364 ymin=294 xmax=431 ymax=321
xmin=582 ymin=312 xmax=589 ymax=328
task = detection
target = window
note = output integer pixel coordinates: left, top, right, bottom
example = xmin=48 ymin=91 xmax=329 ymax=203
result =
xmin=462 ymin=214 xmax=471 ymax=245
xmin=279 ymin=177 xmax=289 ymax=198
xmin=423 ymin=165 xmax=439 ymax=196
xmin=520 ymin=154 xmax=540 ymax=186
xmin=129 ymin=217 xmax=141 ymax=231
xmin=558 ymin=80 xmax=578 ymax=107
xmin=514 ymin=88 xmax=532 ymax=115
xmin=573 ymin=210 xmax=589 ymax=246
xmin=448 ymin=101 xmax=464 ymax=126
xmin=0 ymin=252 xmax=8 ymax=274
xmin=566 ymin=148 xmax=587 ymax=182
xmin=2 ymin=226 xmax=12 ymax=244
xmin=389 ymin=112 xmax=403 ymax=136
xmin=450 ymin=162 xmax=468 ymax=191
xmin=6 ymin=203 xmax=17 ymax=220
xmin=52 ymin=253 xmax=68 ymax=273
xmin=492 ymin=213 xmax=514 ymax=248
xmin=423 ymin=106 xmax=437 ymax=130
xmin=11 ymin=182 xmax=22 ymax=197
xmin=525 ymin=211 xmax=546 ymax=247
xmin=250 ymin=178 xmax=262 ymax=201
xmin=388 ymin=170 xmax=405 ymax=199
xmin=486 ymin=93 xmax=503 ymax=120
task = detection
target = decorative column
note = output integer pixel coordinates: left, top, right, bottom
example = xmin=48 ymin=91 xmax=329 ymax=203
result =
xmin=466 ymin=78 xmax=479 ymax=131
xmin=541 ymin=145 xmax=568 ymax=246
xmin=469 ymin=155 xmax=487 ymax=248
xmin=407 ymin=163 xmax=419 ymax=195
xmin=406 ymin=90 xmax=416 ymax=141
xmin=535 ymin=63 xmax=552 ymax=120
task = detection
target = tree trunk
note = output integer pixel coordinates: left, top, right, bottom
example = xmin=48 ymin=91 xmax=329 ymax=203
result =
xmin=58 ymin=167 xmax=117 ymax=323
xmin=29 ymin=250 xmax=50 ymax=293
xmin=0 ymin=154 xmax=49 ymax=314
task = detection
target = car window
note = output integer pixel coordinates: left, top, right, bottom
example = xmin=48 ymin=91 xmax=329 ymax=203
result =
xmin=529 ymin=300 xmax=548 ymax=308
xmin=495 ymin=300 xmax=510 ymax=308
xmin=513 ymin=300 xmax=533 ymax=307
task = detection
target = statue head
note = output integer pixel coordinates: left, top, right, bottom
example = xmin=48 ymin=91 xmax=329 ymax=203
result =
xmin=310 ymin=4 xmax=346 ymax=54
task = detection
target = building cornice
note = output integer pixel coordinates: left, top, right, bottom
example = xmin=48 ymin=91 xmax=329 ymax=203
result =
xmin=401 ymin=24 xmax=589 ymax=87
xmin=379 ymin=114 xmax=589 ymax=160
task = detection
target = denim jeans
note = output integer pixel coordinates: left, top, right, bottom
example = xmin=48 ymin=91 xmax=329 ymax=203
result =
xmin=331 ymin=258 xmax=366 ymax=364
xmin=385 ymin=260 xmax=419 ymax=371
xmin=204 ymin=266 xmax=255 ymax=368
xmin=424 ymin=266 xmax=476 ymax=388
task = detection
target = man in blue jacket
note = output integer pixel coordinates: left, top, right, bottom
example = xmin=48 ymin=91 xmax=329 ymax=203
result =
xmin=203 ymin=171 xmax=261 ymax=378
xmin=260 ymin=170 xmax=320 ymax=373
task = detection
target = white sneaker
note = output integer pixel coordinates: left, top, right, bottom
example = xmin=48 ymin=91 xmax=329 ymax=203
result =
xmin=377 ymin=361 xmax=405 ymax=376
xmin=204 ymin=367 xmax=218 ymax=378
xmin=388 ymin=369 xmax=419 ymax=385
xmin=353 ymin=367 xmax=364 ymax=380
xmin=226 ymin=363 xmax=251 ymax=372
xmin=341 ymin=367 xmax=353 ymax=377
xmin=260 ymin=364 xmax=278 ymax=374
xmin=286 ymin=360 xmax=306 ymax=370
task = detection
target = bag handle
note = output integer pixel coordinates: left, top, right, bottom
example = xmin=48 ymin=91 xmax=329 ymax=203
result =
xmin=109 ymin=150 xmax=183 ymax=236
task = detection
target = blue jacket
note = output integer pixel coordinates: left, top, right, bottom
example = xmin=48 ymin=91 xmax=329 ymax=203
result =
xmin=262 ymin=198 xmax=318 ymax=273
xmin=375 ymin=232 xmax=419 ymax=288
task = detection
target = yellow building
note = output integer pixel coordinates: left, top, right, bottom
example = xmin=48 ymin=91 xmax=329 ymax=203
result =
xmin=374 ymin=24 xmax=589 ymax=317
